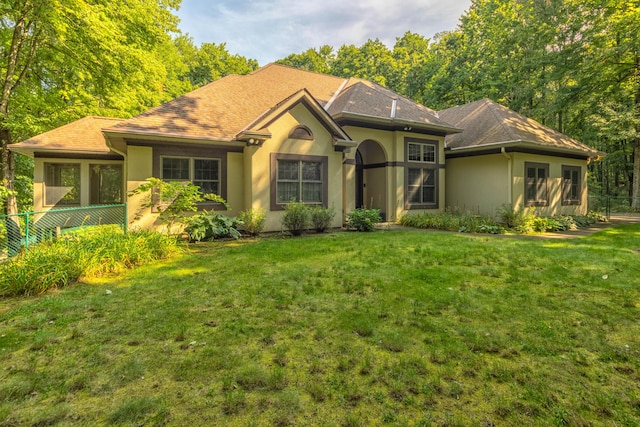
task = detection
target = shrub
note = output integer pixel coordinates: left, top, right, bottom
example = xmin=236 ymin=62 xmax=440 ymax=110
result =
xmin=282 ymin=201 xmax=311 ymax=236
xmin=310 ymin=206 xmax=336 ymax=233
xmin=0 ymin=225 xmax=178 ymax=297
xmin=184 ymin=211 xmax=242 ymax=242
xmin=345 ymin=208 xmax=381 ymax=232
xmin=399 ymin=210 xmax=503 ymax=234
xmin=237 ymin=208 xmax=266 ymax=236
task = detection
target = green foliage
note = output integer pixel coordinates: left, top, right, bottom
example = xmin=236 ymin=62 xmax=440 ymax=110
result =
xmin=497 ymin=204 xmax=536 ymax=232
xmin=310 ymin=206 xmax=336 ymax=233
xmin=345 ymin=208 xmax=381 ymax=232
xmin=0 ymin=225 xmax=177 ymax=297
xmin=129 ymin=178 xmax=227 ymax=233
xmin=399 ymin=209 xmax=503 ymax=234
xmin=281 ymin=201 xmax=311 ymax=236
xmin=237 ymin=207 xmax=266 ymax=236
xmin=184 ymin=211 xmax=242 ymax=242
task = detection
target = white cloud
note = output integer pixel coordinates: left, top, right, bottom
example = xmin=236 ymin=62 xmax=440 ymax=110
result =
xmin=176 ymin=0 xmax=472 ymax=64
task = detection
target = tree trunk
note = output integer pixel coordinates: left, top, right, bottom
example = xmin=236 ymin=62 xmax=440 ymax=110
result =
xmin=632 ymin=139 xmax=640 ymax=209
xmin=632 ymin=53 xmax=640 ymax=210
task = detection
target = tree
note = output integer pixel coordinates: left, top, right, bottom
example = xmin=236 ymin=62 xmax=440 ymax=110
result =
xmin=277 ymin=45 xmax=335 ymax=74
xmin=0 ymin=0 xmax=183 ymax=217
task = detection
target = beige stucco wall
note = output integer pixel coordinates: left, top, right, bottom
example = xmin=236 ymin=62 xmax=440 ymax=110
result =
xmin=246 ymin=103 xmax=344 ymax=232
xmin=126 ymin=145 xmax=159 ymax=229
xmin=511 ymin=153 xmax=588 ymax=216
xmin=445 ymin=154 xmax=510 ymax=216
xmin=33 ymin=157 xmax=124 ymax=211
xmin=446 ymin=152 xmax=589 ymax=218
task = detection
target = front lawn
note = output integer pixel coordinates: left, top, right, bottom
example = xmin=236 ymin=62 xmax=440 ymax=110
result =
xmin=1 ymin=226 xmax=639 ymax=425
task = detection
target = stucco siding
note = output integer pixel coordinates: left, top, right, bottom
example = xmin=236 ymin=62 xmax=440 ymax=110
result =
xmin=512 ymin=153 xmax=588 ymax=216
xmin=445 ymin=154 xmax=510 ymax=216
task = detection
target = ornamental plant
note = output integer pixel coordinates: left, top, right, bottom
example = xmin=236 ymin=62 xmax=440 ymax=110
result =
xmin=310 ymin=206 xmax=336 ymax=233
xmin=345 ymin=208 xmax=381 ymax=232
xmin=129 ymin=178 xmax=227 ymax=234
xmin=281 ymin=201 xmax=311 ymax=236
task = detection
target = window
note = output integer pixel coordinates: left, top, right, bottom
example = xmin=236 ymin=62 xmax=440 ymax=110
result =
xmin=161 ymin=157 xmax=220 ymax=195
xmin=405 ymin=138 xmax=439 ymax=208
xmin=407 ymin=168 xmax=437 ymax=205
xmin=271 ymin=154 xmax=327 ymax=209
xmin=90 ymin=164 xmax=123 ymax=204
xmin=288 ymin=125 xmax=314 ymax=140
xmin=407 ymin=141 xmax=436 ymax=163
xmin=562 ymin=165 xmax=581 ymax=205
xmin=44 ymin=163 xmax=80 ymax=206
xmin=277 ymin=160 xmax=322 ymax=204
xmin=525 ymin=162 xmax=549 ymax=206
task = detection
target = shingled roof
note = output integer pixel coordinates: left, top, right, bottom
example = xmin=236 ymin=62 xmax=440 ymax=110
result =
xmin=103 ymin=64 xmax=350 ymax=142
xmin=327 ymin=82 xmax=460 ymax=133
xmin=103 ymin=63 xmax=460 ymax=141
xmin=9 ymin=116 xmax=123 ymax=156
xmin=439 ymin=99 xmax=598 ymax=157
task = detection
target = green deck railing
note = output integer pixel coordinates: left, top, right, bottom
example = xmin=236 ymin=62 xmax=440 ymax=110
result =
xmin=1 ymin=204 xmax=127 ymax=259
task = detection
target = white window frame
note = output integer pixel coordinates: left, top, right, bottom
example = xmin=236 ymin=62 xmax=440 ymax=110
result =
xmin=407 ymin=142 xmax=436 ymax=163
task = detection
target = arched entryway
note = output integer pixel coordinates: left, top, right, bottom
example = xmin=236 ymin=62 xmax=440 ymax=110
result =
xmin=355 ymin=140 xmax=387 ymax=218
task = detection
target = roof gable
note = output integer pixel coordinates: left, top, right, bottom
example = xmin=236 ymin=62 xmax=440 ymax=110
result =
xmin=439 ymin=99 xmax=598 ymax=156
xmin=238 ymin=88 xmax=352 ymax=145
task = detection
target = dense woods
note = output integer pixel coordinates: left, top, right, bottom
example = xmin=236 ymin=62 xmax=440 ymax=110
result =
xmin=2 ymin=0 xmax=639 ymax=212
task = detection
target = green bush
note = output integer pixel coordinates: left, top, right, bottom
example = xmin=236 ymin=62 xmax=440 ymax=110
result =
xmin=281 ymin=201 xmax=311 ymax=236
xmin=399 ymin=210 xmax=503 ymax=234
xmin=238 ymin=208 xmax=266 ymax=236
xmin=310 ymin=206 xmax=336 ymax=233
xmin=345 ymin=208 xmax=381 ymax=232
xmin=0 ymin=225 xmax=178 ymax=297
xmin=184 ymin=211 xmax=242 ymax=242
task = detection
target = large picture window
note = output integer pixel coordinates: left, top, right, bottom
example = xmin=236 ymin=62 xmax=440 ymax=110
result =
xmin=277 ymin=160 xmax=322 ymax=204
xmin=161 ymin=157 xmax=220 ymax=195
xmin=90 ymin=164 xmax=122 ymax=205
xmin=562 ymin=165 xmax=581 ymax=205
xmin=525 ymin=162 xmax=549 ymax=206
xmin=44 ymin=163 xmax=80 ymax=206
xmin=271 ymin=154 xmax=328 ymax=210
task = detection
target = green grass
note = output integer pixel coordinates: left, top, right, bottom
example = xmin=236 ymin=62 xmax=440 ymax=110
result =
xmin=1 ymin=226 xmax=640 ymax=425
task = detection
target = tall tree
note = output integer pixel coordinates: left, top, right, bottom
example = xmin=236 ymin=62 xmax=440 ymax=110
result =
xmin=0 ymin=0 xmax=182 ymax=215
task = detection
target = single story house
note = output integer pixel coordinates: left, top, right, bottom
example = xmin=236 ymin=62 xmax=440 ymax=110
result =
xmin=9 ymin=64 xmax=600 ymax=232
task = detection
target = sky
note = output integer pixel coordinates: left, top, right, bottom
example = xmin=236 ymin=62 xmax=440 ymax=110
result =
xmin=174 ymin=0 xmax=473 ymax=65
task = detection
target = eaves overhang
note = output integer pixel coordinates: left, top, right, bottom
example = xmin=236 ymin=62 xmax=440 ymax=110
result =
xmin=102 ymin=128 xmax=243 ymax=147
xmin=445 ymin=140 xmax=603 ymax=160
xmin=8 ymin=145 xmax=114 ymax=158
xmin=333 ymin=112 xmax=462 ymax=136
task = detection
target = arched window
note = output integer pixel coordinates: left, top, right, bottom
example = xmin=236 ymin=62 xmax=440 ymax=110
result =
xmin=288 ymin=125 xmax=313 ymax=140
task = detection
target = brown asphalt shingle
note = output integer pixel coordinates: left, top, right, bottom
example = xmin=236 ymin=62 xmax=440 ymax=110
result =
xmin=439 ymin=99 xmax=598 ymax=154
xmin=10 ymin=116 xmax=123 ymax=153
xmin=105 ymin=64 xmax=349 ymax=141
